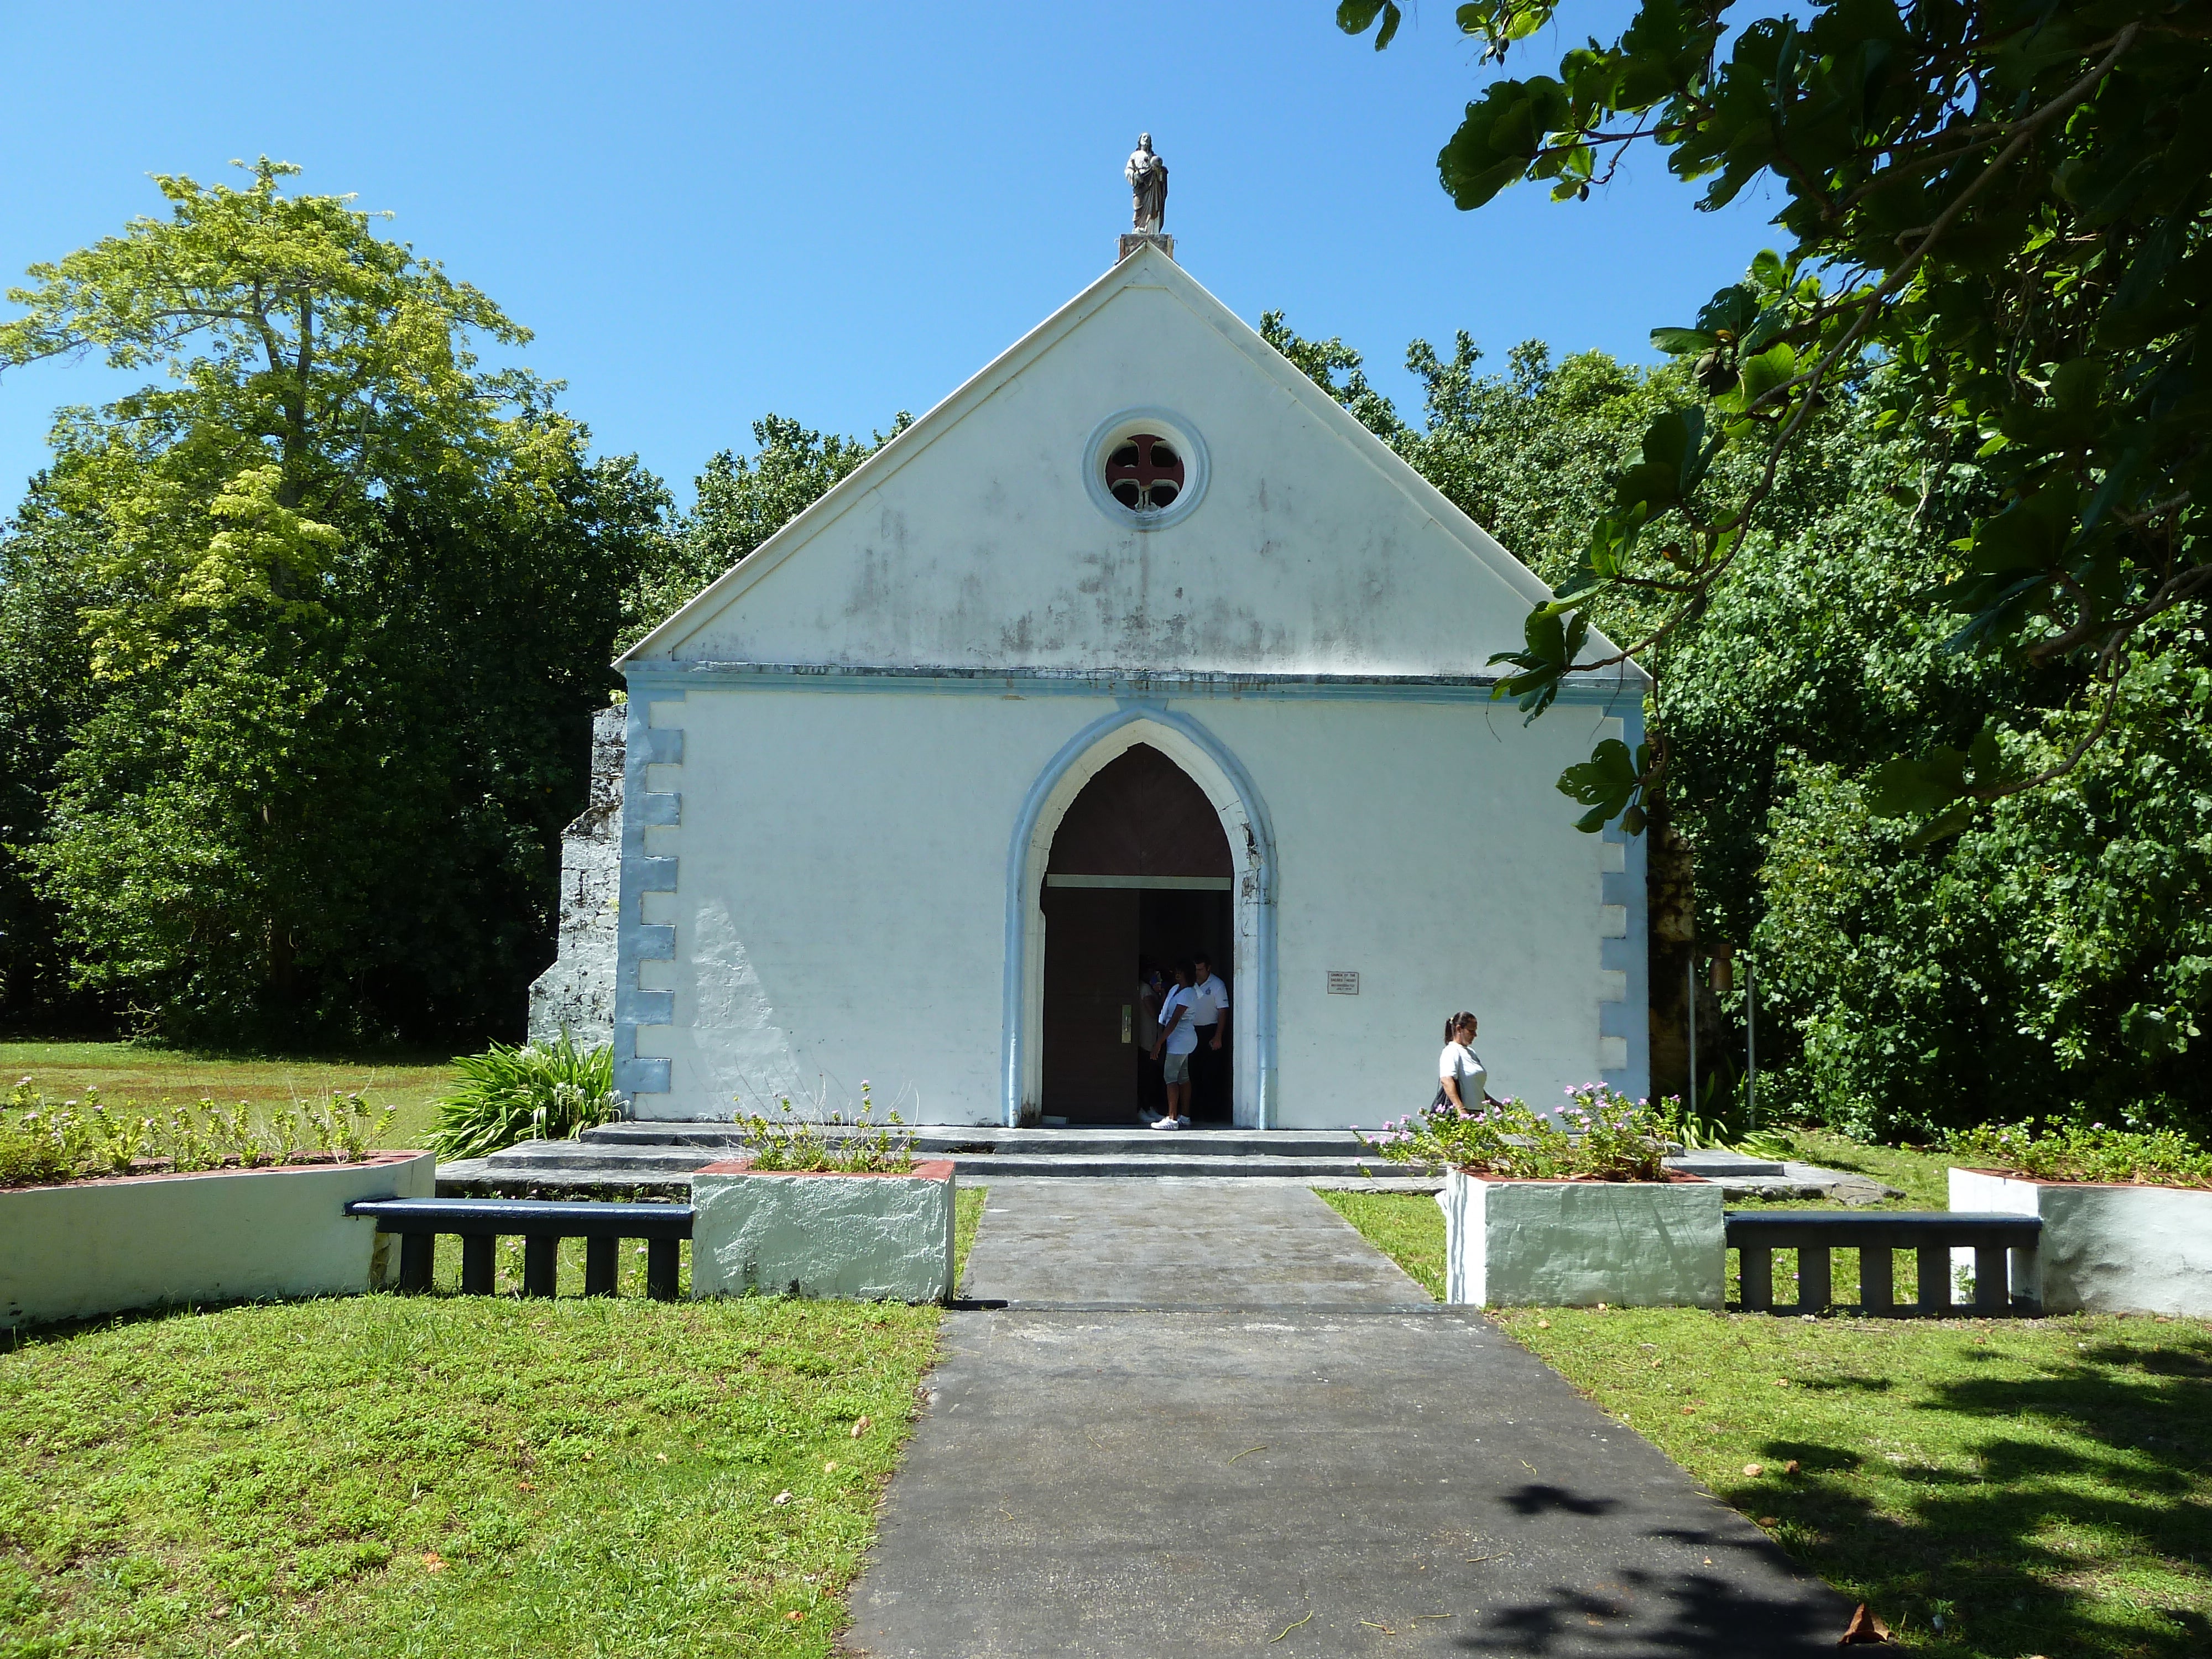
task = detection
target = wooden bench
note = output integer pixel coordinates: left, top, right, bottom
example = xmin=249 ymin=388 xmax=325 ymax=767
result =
xmin=347 ymin=1197 xmax=694 ymax=1299
xmin=1724 ymin=1209 xmax=2042 ymax=1315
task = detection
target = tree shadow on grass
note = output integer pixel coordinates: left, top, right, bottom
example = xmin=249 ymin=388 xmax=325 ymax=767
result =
xmin=1728 ymin=1328 xmax=2212 ymax=1657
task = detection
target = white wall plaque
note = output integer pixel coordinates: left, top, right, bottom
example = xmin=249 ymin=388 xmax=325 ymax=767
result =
xmin=1327 ymin=971 xmax=1360 ymax=995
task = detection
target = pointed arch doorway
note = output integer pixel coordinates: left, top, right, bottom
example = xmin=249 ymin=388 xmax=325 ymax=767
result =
xmin=1004 ymin=709 xmax=1276 ymax=1130
xmin=1040 ymin=743 xmax=1233 ymax=1124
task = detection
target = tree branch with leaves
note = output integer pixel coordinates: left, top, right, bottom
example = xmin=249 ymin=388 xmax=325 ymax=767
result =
xmin=1339 ymin=0 xmax=2204 ymax=842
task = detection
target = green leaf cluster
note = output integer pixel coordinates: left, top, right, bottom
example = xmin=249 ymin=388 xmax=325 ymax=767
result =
xmin=0 ymin=163 xmax=668 ymax=1044
xmin=1344 ymin=0 xmax=2208 ymax=839
xmin=427 ymin=1033 xmax=623 ymax=1163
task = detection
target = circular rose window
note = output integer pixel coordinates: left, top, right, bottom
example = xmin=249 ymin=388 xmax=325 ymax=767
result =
xmin=1084 ymin=409 xmax=1208 ymax=530
xmin=1105 ymin=434 xmax=1185 ymax=510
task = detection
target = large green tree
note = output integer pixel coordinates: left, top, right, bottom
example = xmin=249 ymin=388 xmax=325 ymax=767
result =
xmin=0 ymin=161 xmax=666 ymax=1043
xmin=1341 ymin=0 xmax=2205 ymax=842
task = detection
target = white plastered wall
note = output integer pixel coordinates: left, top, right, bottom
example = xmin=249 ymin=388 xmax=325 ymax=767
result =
xmin=629 ymin=683 xmax=1639 ymax=1126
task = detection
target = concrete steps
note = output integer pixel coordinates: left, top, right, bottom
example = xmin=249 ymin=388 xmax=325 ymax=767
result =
xmin=431 ymin=1120 xmax=1900 ymax=1204
xmin=435 ymin=1121 xmax=1408 ymax=1196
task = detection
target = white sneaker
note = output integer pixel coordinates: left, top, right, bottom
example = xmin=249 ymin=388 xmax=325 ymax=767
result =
xmin=1151 ymin=1116 xmax=1181 ymax=1131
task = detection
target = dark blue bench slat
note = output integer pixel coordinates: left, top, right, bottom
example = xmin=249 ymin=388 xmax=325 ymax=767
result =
xmin=1724 ymin=1210 xmax=2039 ymax=1249
xmin=348 ymin=1197 xmax=694 ymax=1240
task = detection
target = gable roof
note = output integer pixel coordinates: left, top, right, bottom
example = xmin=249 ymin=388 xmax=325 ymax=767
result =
xmin=622 ymin=241 xmax=1645 ymax=686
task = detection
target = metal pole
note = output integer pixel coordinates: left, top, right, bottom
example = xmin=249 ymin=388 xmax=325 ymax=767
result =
xmin=1746 ymin=956 xmax=1757 ymax=1126
xmin=1686 ymin=956 xmax=1698 ymax=1117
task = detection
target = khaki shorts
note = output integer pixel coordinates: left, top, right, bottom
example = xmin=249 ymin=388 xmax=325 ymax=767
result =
xmin=1163 ymin=1050 xmax=1192 ymax=1085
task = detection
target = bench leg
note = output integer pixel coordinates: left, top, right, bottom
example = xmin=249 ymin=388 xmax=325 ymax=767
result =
xmin=1739 ymin=1244 xmax=1772 ymax=1312
xmin=647 ymin=1238 xmax=680 ymax=1302
xmin=399 ymin=1232 xmax=435 ymax=1294
xmin=585 ymin=1236 xmax=618 ymax=1297
xmin=1973 ymin=1244 xmax=2009 ymax=1313
xmin=523 ymin=1234 xmax=560 ymax=1298
xmin=462 ymin=1234 xmax=497 ymax=1296
xmin=1860 ymin=1245 xmax=1894 ymax=1316
xmin=1916 ymin=1245 xmax=1949 ymax=1315
xmin=1798 ymin=1246 xmax=1832 ymax=1315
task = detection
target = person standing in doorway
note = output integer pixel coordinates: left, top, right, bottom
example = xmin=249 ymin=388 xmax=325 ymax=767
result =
xmin=1150 ymin=961 xmax=1198 ymax=1130
xmin=1135 ymin=960 xmax=1166 ymax=1123
xmin=1189 ymin=952 xmax=1229 ymax=1121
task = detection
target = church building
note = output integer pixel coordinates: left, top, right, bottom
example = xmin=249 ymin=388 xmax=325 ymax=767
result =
xmin=606 ymin=230 xmax=1650 ymax=1130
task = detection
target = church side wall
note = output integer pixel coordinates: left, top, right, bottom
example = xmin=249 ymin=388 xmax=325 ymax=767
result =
xmin=616 ymin=674 xmax=1648 ymax=1125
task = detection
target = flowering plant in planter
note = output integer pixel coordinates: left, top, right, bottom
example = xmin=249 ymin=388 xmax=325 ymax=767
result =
xmin=1 ymin=1078 xmax=395 ymax=1189
xmin=735 ymin=1083 xmax=916 ymax=1173
xmin=1947 ymin=1120 xmax=2212 ymax=1190
xmin=1363 ymin=1083 xmax=1682 ymax=1181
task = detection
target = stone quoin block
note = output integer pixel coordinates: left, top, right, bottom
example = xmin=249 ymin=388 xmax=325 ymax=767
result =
xmin=0 ymin=1151 xmax=435 ymax=1329
xmin=1436 ymin=1170 xmax=1726 ymax=1308
xmin=690 ymin=1159 xmax=957 ymax=1303
xmin=1948 ymin=1166 xmax=2212 ymax=1317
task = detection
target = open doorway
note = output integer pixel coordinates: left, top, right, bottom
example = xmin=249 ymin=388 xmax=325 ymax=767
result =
xmin=1039 ymin=744 xmax=1234 ymax=1125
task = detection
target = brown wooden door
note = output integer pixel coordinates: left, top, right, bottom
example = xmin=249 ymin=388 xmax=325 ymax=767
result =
xmin=1040 ymin=886 xmax=1139 ymax=1123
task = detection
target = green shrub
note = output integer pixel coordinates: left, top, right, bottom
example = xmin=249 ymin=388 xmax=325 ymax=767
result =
xmin=735 ymin=1083 xmax=914 ymax=1172
xmin=0 ymin=1077 xmax=394 ymax=1187
xmin=1361 ymin=1084 xmax=1681 ymax=1181
xmin=1947 ymin=1119 xmax=2212 ymax=1190
xmin=428 ymin=1034 xmax=623 ymax=1161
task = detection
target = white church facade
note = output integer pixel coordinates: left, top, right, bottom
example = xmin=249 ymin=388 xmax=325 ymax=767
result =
xmin=608 ymin=239 xmax=1650 ymax=1129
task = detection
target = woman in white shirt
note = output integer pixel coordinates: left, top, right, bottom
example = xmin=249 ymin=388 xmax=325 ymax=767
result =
xmin=1436 ymin=1011 xmax=1490 ymax=1116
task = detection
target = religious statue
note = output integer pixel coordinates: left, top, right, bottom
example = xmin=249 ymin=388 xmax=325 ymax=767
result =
xmin=1126 ymin=133 xmax=1167 ymax=234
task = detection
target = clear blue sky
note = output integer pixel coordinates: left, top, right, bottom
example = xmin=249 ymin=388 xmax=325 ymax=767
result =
xmin=0 ymin=1 xmax=1785 ymax=513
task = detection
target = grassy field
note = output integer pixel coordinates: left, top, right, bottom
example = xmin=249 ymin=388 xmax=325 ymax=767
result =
xmin=0 ymin=1188 xmax=986 ymax=1658
xmin=1319 ymin=1187 xmax=2212 ymax=1658
xmin=1 ymin=1042 xmax=458 ymax=1151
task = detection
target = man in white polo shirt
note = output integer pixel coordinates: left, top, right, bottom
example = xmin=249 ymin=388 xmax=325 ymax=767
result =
xmin=1188 ymin=952 xmax=1229 ymax=1120
xmin=1149 ymin=960 xmax=1199 ymax=1129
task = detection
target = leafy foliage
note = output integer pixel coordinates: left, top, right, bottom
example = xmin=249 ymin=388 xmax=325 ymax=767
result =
xmin=1948 ymin=1117 xmax=2212 ymax=1189
xmin=427 ymin=1033 xmax=623 ymax=1162
xmin=1 ymin=1074 xmax=394 ymax=1186
xmin=0 ymin=162 xmax=667 ymax=1044
xmin=1756 ymin=650 xmax=2212 ymax=1139
xmin=1343 ymin=1 xmax=2206 ymax=842
xmin=1363 ymin=1082 xmax=1682 ymax=1180
xmin=736 ymin=1084 xmax=916 ymax=1173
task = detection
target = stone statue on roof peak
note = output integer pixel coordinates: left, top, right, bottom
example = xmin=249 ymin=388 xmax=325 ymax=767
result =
xmin=1126 ymin=134 xmax=1167 ymax=234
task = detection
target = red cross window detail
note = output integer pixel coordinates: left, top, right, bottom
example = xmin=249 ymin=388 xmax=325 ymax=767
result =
xmin=1105 ymin=434 xmax=1185 ymax=511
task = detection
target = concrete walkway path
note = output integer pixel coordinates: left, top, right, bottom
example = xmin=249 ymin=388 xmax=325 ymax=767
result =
xmin=843 ymin=1180 xmax=1850 ymax=1657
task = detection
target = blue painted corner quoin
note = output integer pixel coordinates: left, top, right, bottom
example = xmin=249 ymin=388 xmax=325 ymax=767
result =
xmin=614 ymin=688 xmax=684 ymax=1102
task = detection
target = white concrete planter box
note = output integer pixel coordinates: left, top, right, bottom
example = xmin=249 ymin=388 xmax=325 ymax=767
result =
xmin=691 ymin=1159 xmax=956 ymax=1303
xmin=1 ymin=1151 xmax=435 ymax=1329
xmin=1437 ymin=1170 xmax=1725 ymax=1308
xmin=1949 ymin=1166 xmax=2212 ymax=1317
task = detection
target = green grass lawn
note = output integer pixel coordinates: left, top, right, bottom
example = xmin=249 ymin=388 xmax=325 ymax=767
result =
xmin=1 ymin=1042 xmax=458 ymax=1151
xmin=1319 ymin=1187 xmax=2212 ymax=1658
xmin=0 ymin=1190 xmax=988 ymax=1657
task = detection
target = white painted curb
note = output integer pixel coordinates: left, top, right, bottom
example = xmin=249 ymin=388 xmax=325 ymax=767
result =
xmin=1437 ymin=1170 xmax=1725 ymax=1308
xmin=1949 ymin=1167 xmax=2212 ymax=1316
xmin=690 ymin=1159 xmax=956 ymax=1303
xmin=0 ymin=1152 xmax=436 ymax=1328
